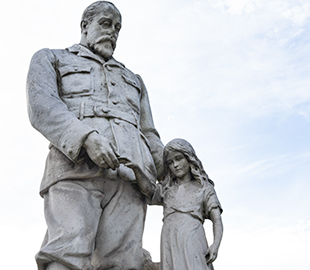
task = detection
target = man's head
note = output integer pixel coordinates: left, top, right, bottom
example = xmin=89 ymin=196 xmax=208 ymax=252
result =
xmin=80 ymin=1 xmax=122 ymax=59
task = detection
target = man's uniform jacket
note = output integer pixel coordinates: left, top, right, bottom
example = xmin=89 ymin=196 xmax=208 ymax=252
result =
xmin=27 ymin=44 xmax=164 ymax=195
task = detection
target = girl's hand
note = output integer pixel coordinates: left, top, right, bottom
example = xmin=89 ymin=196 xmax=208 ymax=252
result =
xmin=206 ymin=244 xmax=218 ymax=264
xmin=119 ymin=158 xmax=141 ymax=173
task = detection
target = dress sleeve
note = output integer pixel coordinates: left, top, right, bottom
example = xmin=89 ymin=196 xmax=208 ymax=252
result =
xmin=147 ymin=183 xmax=164 ymax=206
xmin=203 ymin=183 xmax=223 ymax=220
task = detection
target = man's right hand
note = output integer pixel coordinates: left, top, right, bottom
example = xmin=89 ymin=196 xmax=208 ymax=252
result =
xmin=83 ymin=132 xmax=120 ymax=170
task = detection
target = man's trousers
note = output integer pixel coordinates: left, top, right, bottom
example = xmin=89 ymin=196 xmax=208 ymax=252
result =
xmin=36 ymin=177 xmax=147 ymax=270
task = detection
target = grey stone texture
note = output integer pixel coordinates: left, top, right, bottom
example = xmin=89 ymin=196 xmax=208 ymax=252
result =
xmin=27 ymin=2 xmax=223 ymax=270
xmin=144 ymin=262 xmax=160 ymax=270
xmin=27 ymin=1 xmax=163 ymax=270
xmin=129 ymin=138 xmax=224 ymax=270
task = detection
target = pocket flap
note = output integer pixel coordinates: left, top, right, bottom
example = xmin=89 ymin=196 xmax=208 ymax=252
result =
xmin=59 ymin=65 xmax=91 ymax=77
xmin=122 ymin=75 xmax=141 ymax=92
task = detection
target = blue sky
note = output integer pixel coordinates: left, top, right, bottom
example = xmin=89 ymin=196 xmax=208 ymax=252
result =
xmin=1 ymin=0 xmax=309 ymax=269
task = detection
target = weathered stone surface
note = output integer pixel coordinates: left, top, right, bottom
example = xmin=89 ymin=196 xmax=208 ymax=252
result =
xmin=130 ymin=139 xmax=224 ymax=270
xmin=145 ymin=262 xmax=160 ymax=270
xmin=27 ymin=2 xmax=164 ymax=270
xmin=143 ymin=248 xmax=160 ymax=270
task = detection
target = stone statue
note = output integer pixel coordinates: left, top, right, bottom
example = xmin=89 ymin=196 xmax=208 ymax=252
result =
xmin=26 ymin=1 xmax=164 ymax=270
xmin=125 ymin=138 xmax=223 ymax=270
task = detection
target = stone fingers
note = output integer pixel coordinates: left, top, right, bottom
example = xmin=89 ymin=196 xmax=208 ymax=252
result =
xmin=83 ymin=132 xmax=119 ymax=170
xmin=100 ymin=147 xmax=119 ymax=169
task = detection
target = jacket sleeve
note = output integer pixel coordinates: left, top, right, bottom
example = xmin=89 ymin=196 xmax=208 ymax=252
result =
xmin=26 ymin=48 xmax=96 ymax=162
xmin=137 ymin=74 xmax=164 ymax=180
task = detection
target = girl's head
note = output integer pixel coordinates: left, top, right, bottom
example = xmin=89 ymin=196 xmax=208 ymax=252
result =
xmin=163 ymin=138 xmax=214 ymax=186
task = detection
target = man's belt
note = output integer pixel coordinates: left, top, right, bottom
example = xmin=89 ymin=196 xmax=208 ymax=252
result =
xmin=77 ymin=103 xmax=139 ymax=129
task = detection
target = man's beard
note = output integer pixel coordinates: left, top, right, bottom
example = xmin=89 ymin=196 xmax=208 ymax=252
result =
xmin=88 ymin=36 xmax=117 ymax=59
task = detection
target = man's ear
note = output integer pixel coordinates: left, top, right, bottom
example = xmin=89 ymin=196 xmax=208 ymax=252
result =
xmin=80 ymin=20 xmax=88 ymax=34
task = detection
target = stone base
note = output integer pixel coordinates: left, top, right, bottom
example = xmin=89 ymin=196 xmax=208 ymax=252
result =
xmin=144 ymin=262 xmax=160 ymax=270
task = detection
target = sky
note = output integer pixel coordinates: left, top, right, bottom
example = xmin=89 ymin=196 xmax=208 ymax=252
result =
xmin=1 ymin=0 xmax=309 ymax=269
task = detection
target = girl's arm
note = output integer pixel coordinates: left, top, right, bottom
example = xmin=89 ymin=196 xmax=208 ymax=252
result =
xmin=120 ymin=159 xmax=156 ymax=198
xmin=206 ymin=207 xmax=223 ymax=264
xmin=134 ymin=168 xmax=157 ymax=199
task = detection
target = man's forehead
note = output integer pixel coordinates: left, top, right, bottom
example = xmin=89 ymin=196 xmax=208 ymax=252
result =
xmin=96 ymin=4 xmax=121 ymax=21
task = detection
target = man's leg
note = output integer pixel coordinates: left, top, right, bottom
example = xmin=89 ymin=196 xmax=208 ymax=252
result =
xmin=91 ymin=178 xmax=147 ymax=270
xmin=36 ymin=180 xmax=104 ymax=270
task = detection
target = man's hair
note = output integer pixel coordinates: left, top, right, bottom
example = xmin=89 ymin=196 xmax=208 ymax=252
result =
xmin=81 ymin=1 xmax=120 ymax=31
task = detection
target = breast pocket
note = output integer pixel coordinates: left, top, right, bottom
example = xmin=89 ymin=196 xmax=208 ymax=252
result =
xmin=59 ymin=65 xmax=93 ymax=97
xmin=122 ymin=75 xmax=141 ymax=113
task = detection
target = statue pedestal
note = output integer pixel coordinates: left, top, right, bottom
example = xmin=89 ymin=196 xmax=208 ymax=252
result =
xmin=145 ymin=262 xmax=160 ymax=270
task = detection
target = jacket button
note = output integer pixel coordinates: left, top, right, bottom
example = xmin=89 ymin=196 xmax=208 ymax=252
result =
xmin=111 ymin=81 xmax=116 ymax=86
xmin=112 ymin=100 xmax=118 ymax=105
xmin=114 ymin=119 xmax=120 ymax=124
xmin=102 ymin=108 xmax=110 ymax=113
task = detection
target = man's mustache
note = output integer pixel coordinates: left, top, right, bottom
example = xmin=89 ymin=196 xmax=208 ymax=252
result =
xmin=95 ymin=36 xmax=116 ymax=49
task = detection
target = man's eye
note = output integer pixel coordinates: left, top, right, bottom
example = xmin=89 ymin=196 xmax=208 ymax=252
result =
xmin=115 ymin=24 xmax=121 ymax=32
xmin=101 ymin=21 xmax=111 ymax=27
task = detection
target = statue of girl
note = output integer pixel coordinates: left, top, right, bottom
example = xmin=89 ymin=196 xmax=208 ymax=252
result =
xmin=124 ymin=138 xmax=223 ymax=270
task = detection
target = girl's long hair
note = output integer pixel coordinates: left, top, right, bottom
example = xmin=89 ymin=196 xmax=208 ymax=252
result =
xmin=162 ymin=138 xmax=214 ymax=187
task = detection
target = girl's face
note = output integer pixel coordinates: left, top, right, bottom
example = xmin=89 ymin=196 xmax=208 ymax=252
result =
xmin=166 ymin=150 xmax=190 ymax=181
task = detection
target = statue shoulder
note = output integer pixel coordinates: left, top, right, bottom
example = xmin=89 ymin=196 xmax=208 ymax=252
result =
xmin=31 ymin=48 xmax=55 ymax=62
xmin=31 ymin=47 xmax=70 ymax=65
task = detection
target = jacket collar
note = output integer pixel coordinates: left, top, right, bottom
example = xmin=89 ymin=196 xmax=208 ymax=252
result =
xmin=66 ymin=44 xmax=125 ymax=68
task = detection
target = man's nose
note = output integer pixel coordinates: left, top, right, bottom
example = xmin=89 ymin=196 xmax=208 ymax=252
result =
xmin=107 ymin=25 xmax=117 ymax=35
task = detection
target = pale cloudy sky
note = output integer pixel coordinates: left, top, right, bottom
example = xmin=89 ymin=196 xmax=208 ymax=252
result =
xmin=1 ymin=0 xmax=309 ymax=269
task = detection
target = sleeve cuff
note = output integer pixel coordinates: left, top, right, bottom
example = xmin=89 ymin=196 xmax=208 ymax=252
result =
xmin=57 ymin=121 xmax=97 ymax=162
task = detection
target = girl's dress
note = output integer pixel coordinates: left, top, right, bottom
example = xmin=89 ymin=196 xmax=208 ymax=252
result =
xmin=149 ymin=180 xmax=222 ymax=270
